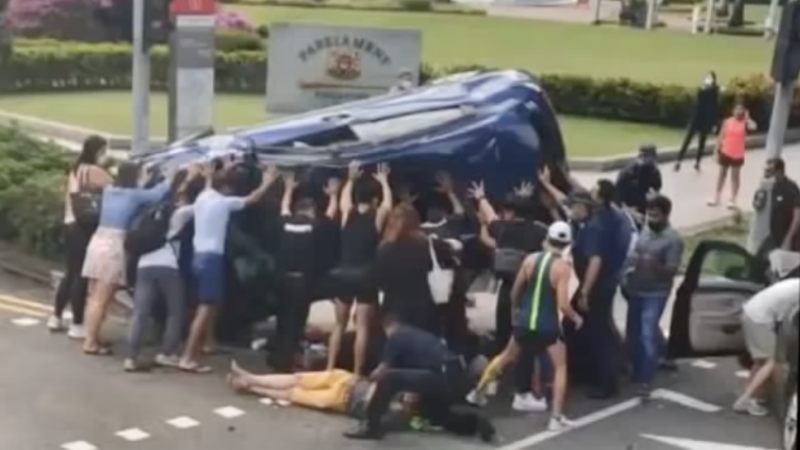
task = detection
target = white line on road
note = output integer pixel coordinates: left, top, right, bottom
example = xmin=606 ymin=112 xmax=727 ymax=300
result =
xmin=11 ymin=317 xmax=41 ymax=327
xmin=166 ymin=416 xmax=200 ymax=429
xmin=495 ymin=398 xmax=643 ymax=450
xmin=652 ymin=389 xmax=723 ymax=413
xmin=115 ymin=428 xmax=150 ymax=442
xmin=214 ymin=406 xmax=246 ymax=418
xmin=641 ymin=433 xmax=779 ymax=450
xmin=691 ymin=360 xmax=719 ymax=370
xmin=61 ymin=441 xmax=98 ymax=450
xmin=736 ymin=370 xmax=750 ymax=379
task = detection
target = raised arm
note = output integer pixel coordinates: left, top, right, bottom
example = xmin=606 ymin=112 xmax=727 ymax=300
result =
xmin=323 ymin=177 xmax=342 ymax=220
xmin=374 ymin=163 xmax=392 ymax=231
xmin=477 ymin=208 xmax=497 ymax=250
xmin=468 ymin=181 xmax=498 ymax=224
xmin=280 ymin=171 xmax=297 ymax=217
xmin=243 ymin=165 xmax=279 ymax=207
xmin=436 ymin=171 xmax=464 ymax=216
xmin=538 ymin=167 xmax=568 ymax=204
xmin=340 ymin=161 xmax=361 ymax=226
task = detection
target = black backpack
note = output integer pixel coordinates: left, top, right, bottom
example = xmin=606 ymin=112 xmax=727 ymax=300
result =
xmin=125 ymin=200 xmax=176 ymax=257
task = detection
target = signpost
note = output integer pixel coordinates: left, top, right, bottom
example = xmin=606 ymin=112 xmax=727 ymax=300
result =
xmin=168 ymin=0 xmax=216 ymax=142
xmin=131 ymin=0 xmax=150 ymax=155
xmin=266 ymin=23 xmax=422 ymax=114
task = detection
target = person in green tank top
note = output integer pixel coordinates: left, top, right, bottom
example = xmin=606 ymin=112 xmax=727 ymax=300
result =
xmin=467 ymin=222 xmax=584 ymax=432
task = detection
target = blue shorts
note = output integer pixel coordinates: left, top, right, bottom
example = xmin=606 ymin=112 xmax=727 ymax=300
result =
xmin=192 ymin=252 xmax=225 ymax=305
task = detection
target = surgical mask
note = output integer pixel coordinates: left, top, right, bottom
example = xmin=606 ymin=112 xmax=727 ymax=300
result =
xmin=648 ymin=220 xmax=666 ymax=232
xmin=703 ymin=76 xmax=714 ymax=87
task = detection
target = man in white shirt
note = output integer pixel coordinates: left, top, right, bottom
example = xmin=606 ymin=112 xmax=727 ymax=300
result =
xmin=179 ymin=161 xmax=278 ymax=373
xmin=734 ymin=278 xmax=800 ymax=416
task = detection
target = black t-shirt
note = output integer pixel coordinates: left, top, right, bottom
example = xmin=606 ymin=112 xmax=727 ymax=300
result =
xmin=488 ymin=219 xmax=547 ymax=254
xmin=278 ymin=215 xmax=335 ymax=274
xmin=382 ymin=325 xmax=452 ymax=372
xmin=340 ymin=209 xmax=379 ymax=267
xmin=368 ymin=237 xmax=455 ymax=335
xmin=770 ymin=177 xmax=800 ymax=251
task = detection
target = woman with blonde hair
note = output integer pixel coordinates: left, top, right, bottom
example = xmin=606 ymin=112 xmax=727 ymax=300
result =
xmin=82 ymin=163 xmax=174 ymax=355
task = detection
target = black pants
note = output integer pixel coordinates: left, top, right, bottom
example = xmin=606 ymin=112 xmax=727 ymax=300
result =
xmin=366 ymin=366 xmax=486 ymax=437
xmin=54 ymin=224 xmax=92 ymax=325
xmin=583 ymin=282 xmax=621 ymax=393
xmin=271 ymin=273 xmax=314 ymax=372
xmin=494 ymin=279 xmax=513 ymax=356
xmin=677 ymin=122 xmax=712 ymax=166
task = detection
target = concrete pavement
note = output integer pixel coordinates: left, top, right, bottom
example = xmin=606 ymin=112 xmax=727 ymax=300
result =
xmin=0 ymin=266 xmax=785 ymax=450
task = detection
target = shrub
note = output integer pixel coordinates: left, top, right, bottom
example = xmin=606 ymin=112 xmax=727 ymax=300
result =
xmin=399 ymin=0 xmax=433 ymax=11
xmin=0 ymin=126 xmax=69 ymax=259
xmin=4 ymin=0 xmax=109 ymax=42
xmin=215 ymin=29 xmax=265 ymax=52
xmin=1 ymin=42 xmax=796 ymax=131
xmin=215 ymin=8 xmax=255 ymax=32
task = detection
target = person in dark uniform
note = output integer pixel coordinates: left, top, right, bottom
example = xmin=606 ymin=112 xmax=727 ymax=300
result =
xmin=327 ymin=162 xmax=393 ymax=376
xmin=271 ymin=172 xmax=341 ymax=372
xmin=615 ymin=145 xmax=662 ymax=219
xmin=344 ymin=311 xmax=496 ymax=442
xmin=675 ymin=71 xmax=720 ymax=172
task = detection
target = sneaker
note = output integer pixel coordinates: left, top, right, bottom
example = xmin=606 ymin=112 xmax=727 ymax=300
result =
xmin=47 ymin=316 xmax=66 ymax=332
xmin=486 ymin=380 xmax=499 ymax=396
xmin=476 ymin=416 xmax=498 ymax=443
xmin=547 ymin=415 xmax=574 ymax=432
xmin=638 ymin=384 xmax=653 ymax=400
xmin=466 ymin=389 xmax=488 ymax=407
xmin=512 ymin=393 xmax=548 ymax=412
xmin=154 ymin=354 xmax=181 ymax=368
xmin=67 ymin=324 xmax=86 ymax=340
xmin=733 ymin=397 xmax=769 ymax=417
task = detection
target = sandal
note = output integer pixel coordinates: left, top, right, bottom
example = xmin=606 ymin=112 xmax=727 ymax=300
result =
xmin=179 ymin=361 xmax=213 ymax=374
xmin=84 ymin=346 xmax=113 ymax=356
xmin=154 ymin=354 xmax=181 ymax=368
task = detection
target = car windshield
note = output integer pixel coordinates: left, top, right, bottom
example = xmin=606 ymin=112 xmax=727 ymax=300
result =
xmin=349 ymin=107 xmax=469 ymax=142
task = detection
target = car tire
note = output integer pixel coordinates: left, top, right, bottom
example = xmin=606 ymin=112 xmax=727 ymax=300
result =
xmin=785 ymin=389 xmax=798 ymax=450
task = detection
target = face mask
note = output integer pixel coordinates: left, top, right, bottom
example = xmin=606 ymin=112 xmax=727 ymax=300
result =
xmin=648 ymin=220 xmax=666 ymax=232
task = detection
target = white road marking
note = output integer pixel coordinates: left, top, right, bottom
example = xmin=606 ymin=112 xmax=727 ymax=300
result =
xmin=736 ymin=370 xmax=750 ymax=379
xmin=214 ymin=406 xmax=245 ymax=418
xmin=259 ymin=397 xmax=275 ymax=406
xmin=166 ymin=416 xmax=200 ymax=429
xmin=691 ymin=360 xmax=718 ymax=370
xmin=652 ymin=389 xmax=723 ymax=413
xmin=276 ymin=400 xmax=291 ymax=407
xmin=61 ymin=441 xmax=98 ymax=450
xmin=115 ymin=428 xmax=150 ymax=441
xmin=642 ymin=433 xmax=779 ymax=450
xmin=495 ymin=398 xmax=643 ymax=450
xmin=11 ymin=317 xmax=41 ymax=327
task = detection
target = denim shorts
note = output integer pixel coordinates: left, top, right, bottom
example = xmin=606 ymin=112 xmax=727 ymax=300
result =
xmin=192 ymin=252 xmax=225 ymax=305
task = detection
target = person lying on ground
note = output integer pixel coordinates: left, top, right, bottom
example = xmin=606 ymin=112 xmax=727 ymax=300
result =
xmin=228 ymin=361 xmax=375 ymax=418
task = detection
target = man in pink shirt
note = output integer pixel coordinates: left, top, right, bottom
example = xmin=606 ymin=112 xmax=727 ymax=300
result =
xmin=709 ymin=101 xmax=757 ymax=208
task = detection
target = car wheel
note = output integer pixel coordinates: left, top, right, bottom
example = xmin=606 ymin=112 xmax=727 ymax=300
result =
xmin=785 ymin=389 xmax=798 ymax=450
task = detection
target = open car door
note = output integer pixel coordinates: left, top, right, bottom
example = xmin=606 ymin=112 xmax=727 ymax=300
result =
xmin=668 ymin=240 xmax=770 ymax=360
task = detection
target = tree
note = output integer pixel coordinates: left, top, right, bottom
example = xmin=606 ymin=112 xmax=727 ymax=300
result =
xmin=0 ymin=0 xmax=12 ymax=66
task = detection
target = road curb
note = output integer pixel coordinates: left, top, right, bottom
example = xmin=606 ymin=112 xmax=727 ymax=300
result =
xmin=3 ymin=108 xmax=797 ymax=172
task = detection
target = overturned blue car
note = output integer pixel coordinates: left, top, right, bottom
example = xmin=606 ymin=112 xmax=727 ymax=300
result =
xmin=135 ymin=69 xmax=570 ymax=343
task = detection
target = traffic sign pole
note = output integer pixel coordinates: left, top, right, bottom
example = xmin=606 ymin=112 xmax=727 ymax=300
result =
xmin=131 ymin=0 xmax=151 ymax=155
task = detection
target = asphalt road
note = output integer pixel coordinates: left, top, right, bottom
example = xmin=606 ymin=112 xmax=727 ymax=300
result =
xmin=0 ymin=268 xmax=784 ymax=450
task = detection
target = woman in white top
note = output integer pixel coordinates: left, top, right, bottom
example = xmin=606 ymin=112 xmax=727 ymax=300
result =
xmin=48 ymin=136 xmax=113 ymax=339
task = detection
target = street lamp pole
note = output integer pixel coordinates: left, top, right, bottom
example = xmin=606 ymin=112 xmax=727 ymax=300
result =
xmin=131 ymin=0 xmax=151 ymax=155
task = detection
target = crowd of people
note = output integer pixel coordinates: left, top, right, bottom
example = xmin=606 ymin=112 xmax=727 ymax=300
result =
xmin=44 ymin=131 xmax=799 ymax=442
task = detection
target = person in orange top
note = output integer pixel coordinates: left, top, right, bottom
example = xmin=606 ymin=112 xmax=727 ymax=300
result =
xmin=709 ymin=101 xmax=757 ymax=208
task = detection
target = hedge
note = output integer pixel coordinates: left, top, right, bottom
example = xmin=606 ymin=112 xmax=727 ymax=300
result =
xmin=225 ymin=0 xmax=485 ymax=15
xmin=0 ymin=126 xmax=69 ymax=259
xmin=2 ymin=43 xmax=799 ymax=131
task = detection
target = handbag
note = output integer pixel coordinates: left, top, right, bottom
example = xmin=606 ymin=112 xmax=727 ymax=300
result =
xmin=69 ymin=167 xmax=102 ymax=229
xmin=427 ymin=237 xmax=454 ymax=305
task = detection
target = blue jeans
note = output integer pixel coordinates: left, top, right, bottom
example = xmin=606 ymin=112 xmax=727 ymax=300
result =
xmin=627 ymin=290 xmax=670 ymax=385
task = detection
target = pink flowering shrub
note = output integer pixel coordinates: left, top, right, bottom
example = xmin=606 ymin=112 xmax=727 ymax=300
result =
xmin=4 ymin=0 xmax=256 ymax=42
xmin=4 ymin=0 xmax=108 ymax=41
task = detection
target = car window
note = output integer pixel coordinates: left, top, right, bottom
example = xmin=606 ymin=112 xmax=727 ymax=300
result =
xmin=700 ymin=246 xmax=760 ymax=281
xmin=350 ymin=107 xmax=469 ymax=142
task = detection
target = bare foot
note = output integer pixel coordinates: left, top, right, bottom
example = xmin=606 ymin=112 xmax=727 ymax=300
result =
xmin=230 ymin=360 xmax=249 ymax=377
xmin=227 ymin=373 xmax=249 ymax=393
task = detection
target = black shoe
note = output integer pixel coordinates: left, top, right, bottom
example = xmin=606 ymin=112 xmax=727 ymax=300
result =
xmin=660 ymin=359 xmax=679 ymax=372
xmin=674 ymin=163 xmax=681 ymax=172
xmin=476 ymin=417 xmax=497 ymax=444
xmin=344 ymin=422 xmax=384 ymax=441
xmin=587 ymin=388 xmax=619 ymax=400
xmin=638 ymin=384 xmax=653 ymax=400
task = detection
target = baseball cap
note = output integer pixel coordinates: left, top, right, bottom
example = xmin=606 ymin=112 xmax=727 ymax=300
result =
xmin=547 ymin=221 xmax=572 ymax=244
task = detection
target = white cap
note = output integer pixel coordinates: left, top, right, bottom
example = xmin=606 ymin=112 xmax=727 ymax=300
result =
xmin=547 ymin=221 xmax=572 ymax=244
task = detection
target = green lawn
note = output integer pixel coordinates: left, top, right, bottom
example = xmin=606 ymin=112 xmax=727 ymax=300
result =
xmin=0 ymin=92 xmax=683 ymax=157
xmin=681 ymin=218 xmax=749 ymax=271
xmin=231 ymin=5 xmax=772 ymax=85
